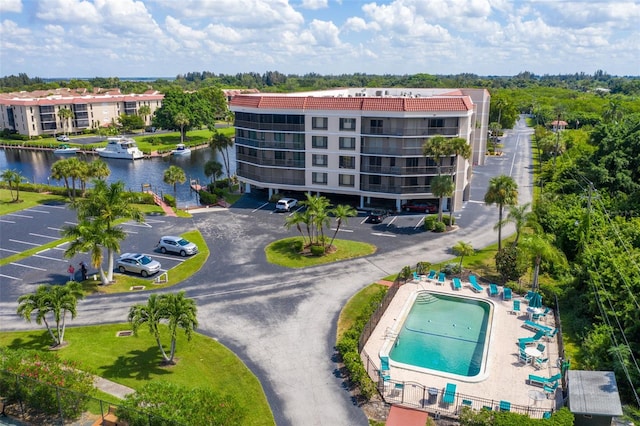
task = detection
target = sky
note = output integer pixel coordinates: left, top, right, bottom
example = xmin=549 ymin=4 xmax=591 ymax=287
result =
xmin=0 ymin=0 xmax=639 ymax=79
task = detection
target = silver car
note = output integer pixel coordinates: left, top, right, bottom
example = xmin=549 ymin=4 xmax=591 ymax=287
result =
xmin=156 ymin=236 xmax=199 ymax=256
xmin=116 ymin=253 xmax=161 ymax=277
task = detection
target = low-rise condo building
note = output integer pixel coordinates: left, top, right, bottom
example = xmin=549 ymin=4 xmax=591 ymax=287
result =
xmin=229 ymin=88 xmax=490 ymax=212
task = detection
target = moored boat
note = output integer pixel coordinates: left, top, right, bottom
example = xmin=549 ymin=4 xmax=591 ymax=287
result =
xmin=53 ymin=145 xmax=79 ymax=155
xmin=171 ymin=143 xmax=191 ymax=156
xmin=96 ymin=137 xmax=144 ymax=160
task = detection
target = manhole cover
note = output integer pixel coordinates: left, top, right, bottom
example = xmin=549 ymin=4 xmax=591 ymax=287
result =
xmin=116 ymin=331 xmax=133 ymax=337
xmin=130 ymin=286 xmax=145 ymax=291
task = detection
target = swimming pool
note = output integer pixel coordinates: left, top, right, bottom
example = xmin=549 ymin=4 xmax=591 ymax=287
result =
xmin=385 ymin=291 xmax=493 ymax=381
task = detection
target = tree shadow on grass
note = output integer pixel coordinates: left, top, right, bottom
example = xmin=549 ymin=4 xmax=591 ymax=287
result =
xmin=6 ymin=331 xmax=53 ymax=351
xmin=98 ymin=346 xmax=172 ymax=382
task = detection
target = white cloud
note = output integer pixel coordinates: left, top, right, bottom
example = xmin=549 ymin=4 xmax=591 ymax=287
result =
xmin=300 ymin=0 xmax=328 ymax=10
xmin=36 ymin=0 xmax=101 ymax=23
xmin=0 ymin=0 xmax=22 ymax=13
xmin=305 ymin=19 xmax=341 ymax=47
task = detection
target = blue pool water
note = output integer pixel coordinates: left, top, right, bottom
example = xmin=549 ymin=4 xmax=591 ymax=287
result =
xmin=389 ymin=292 xmax=491 ymax=377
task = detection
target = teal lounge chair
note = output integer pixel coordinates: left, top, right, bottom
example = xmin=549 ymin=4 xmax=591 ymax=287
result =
xmin=413 ymin=271 xmax=420 ymax=281
xmin=523 ymin=320 xmax=553 ymax=334
xmin=469 ymin=275 xmax=478 ymax=286
xmin=518 ymin=330 xmax=545 ymax=346
xmin=528 ymin=373 xmax=561 ymax=387
xmin=452 ymin=277 xmax=462 ymax=290
xmin=525 ymin=291 xmax=535 ymax=301
xmin=442 ymin=382 xmax=457 ymax=404
xmin=499 ymin=400 xmax=511 ymax=412
xmin=543 ymin=381 xmax=558 ymax=397
xmin=503 ymin=287 xmax=512 ymax=300
xmin=427 ymin=270 xmax=437 ymax=280
xmin=489 ymin=283 xmax=499 ymax=296
xmin=437 ymin=272 xmax=446 ymax=285
xmin=469 ymin=276 xmax=483 ymax=292
xmin=543 ymin=412 xmax=552 ymax=419
xmin=511 ymin=299 xmax=521 ymax=315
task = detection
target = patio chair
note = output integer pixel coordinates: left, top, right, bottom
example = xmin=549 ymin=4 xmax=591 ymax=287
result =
xmin=380 ymin=355 xmax=390 ymax=371
xmin=413 ymin=271 xmax=420 ymax=281
xmin=437 ymin=272 xmax=446 ymax=285
xmin=519 ymin=349 xmax=532 ymax=364
xmin=536 ymin=343 xmax=546 ymax=353
xmin=546 ymin=328 xmax=558 ymax=340
xmin=427 ymin=270 xmax=437 ymax=280
xmin=503 ymin=287 xmax=513 ymax=301
xmin=524 ymin=291 xmax=535 ymax=301
xmin=540 ymin=306 xmax=551 ymax=317
xmin=548 ymin=373 xmax=563 ymax=383
xmin=543 ymin=381 xmax=559 ymax=397
xmin=528 ymin=374 xmax=551 ymax=387
xmin=511 ymin=299 xmax=521 ymax=315
xmin=499 ymin=400 xmax=511 ymax=412
xmin=442 ymin=382 xmax=457 ymax=404
xmin=543 ymin=412 xmax=552 ymax=419
xmin=452 ymin=277 xmax=462 ymax=290
xmin=534 ymin=357 xmax=549 ymax=369
xmin=489 ymin=283 xmax=499 ymax=297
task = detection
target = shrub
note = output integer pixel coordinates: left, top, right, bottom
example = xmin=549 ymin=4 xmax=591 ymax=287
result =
xmin=416 ymin=261 xmax=431 ymax=275
xmin=162 ymin=194 xmax=176 ymax=207
xmin=433 ymin=221 xmax=446 ymax=232
xmin=442 ymin=215 xmax=456 ymax=226
xmin=442 ymin=263 xmax=461 ymax=275
xmin=398 ymin=265 xmax=412 ymax=282
xmin=198 ymin=190 xmax=218 ymax=205
xmin=269 ymin=193 xmax=282 ymax=203
xmin=423 ymin=215 xmax=437 ymax=231
xmin=290 ymin=239 xmax=303 ymax=253
xmin=310 ymin=244 xmax=325 ymax=256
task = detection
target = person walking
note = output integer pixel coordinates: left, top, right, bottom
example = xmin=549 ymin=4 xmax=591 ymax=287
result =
xmin=68 ymin=264 xmax=75 ymax=281
xmin=80 ymin=262 xmax=88 ymax=281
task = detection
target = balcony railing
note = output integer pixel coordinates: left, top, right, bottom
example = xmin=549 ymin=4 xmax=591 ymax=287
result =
xmin=235 ymin=120 xmax=305 ymax=132
xmin=361 ymin=126 xmax=460 ymax=137
xmin=237 ymin=169 xmax=305 ymax=186
xmin=236 ymin=137 xmax=305 ymax=151
xmin=236 ymin=154 xmax=305 ymax=168
xmin=360 ymin=165 xmax=454 ymax=175
xmin=360 ymin=183 xmax=434 ymax=195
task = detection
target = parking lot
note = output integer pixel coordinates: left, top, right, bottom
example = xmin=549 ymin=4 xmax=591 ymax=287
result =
xmin=0 ymin=203 xmax=190 ymax=302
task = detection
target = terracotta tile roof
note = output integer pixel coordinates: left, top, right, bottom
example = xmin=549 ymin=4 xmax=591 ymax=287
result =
xmin=230 ymin=94 xmax=473 ymax=112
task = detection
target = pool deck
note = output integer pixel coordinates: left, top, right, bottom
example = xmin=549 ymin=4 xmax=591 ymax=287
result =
xmin=362 ymin=279 xmax=562 ymax=414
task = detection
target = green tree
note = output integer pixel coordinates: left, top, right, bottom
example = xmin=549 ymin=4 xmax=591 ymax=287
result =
xmin=284 ymin=211 xmax=308 ymax=246
xmin=72 ymin=180 xmax=143 ymax=282
xmin=495 ymin=246 xmax=527 ymax=283
xmin=1 ymin=169 xmax=26 ymax=202
xmin=452 ymin=241 xmax=474 ymax=272
xmin=174 ymin=112 xmax=189 ymax=143
xmin=16 ymin=282 xmax=84 ymax=347
xmin=57 ymin=107 xmax=74 ymax=136
xmin=519 ymin=233 xmax=566 ymax=291
xmin=431 ymin=175 xmax=455 ymax=223
xmin=489 ymin=121 xmax=502 ymax=154
xmin=502 ymin=202 xmax=533 ymax=247
xmin=163 ymin=165 xmax=186 ymax=199
xmin=484 ymin=175 xmax=518 ymax=251
xmin=138 ymin=104 xmax=151 ymax=126
xmin=203 ymin=159 xmax=223 ymax=185
xmin=128 ymin=292 xmax=198 ymax=365
xmin=209 ymin=131 xmax=234 ymax=188
xmin=87 ymin=159 xmax=110 ymax=181
xmin=118 ymin=113 xmax=145 ymax=133
xmin=327 ymin=204 xmax=358 ymax=249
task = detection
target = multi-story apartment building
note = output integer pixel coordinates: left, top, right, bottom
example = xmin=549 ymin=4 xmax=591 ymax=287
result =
xmin=229 ymin=88 xmax=490 ymax=212
xmin=0 ymin=88 xmax=163 ymax=137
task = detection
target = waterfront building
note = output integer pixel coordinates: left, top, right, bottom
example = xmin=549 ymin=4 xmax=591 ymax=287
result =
xmin=229 ymin=88 xmax=490 ymax=212
xmin=0 ymin=88 xmax=163 ymax=138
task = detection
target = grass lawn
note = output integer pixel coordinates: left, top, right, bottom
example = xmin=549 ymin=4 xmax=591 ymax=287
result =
xmin=265 ymin=237 xmax=376 ymax=268
xmin=0 ymin=189 xmax=67 ymax=215
xmin=0 ymin=324 xmax=274 ymax=426
xmin=337 ymin=284 xmax=387 ymax=339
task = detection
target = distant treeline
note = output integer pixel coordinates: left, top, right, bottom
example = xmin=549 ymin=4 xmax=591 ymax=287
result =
xmin=2 ymin=70 xmax=639 ymax=96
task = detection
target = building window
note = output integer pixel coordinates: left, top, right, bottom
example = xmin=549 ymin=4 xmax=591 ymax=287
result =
xmin=312 ymin=117 xmax=328 ymax=130
xmin=339 ymin=174 xmax=355 ymax=187
xmin=339 ymin=137 xmax=356 ymax=150
xmin=371 ymin=119 xmax=383 ymax=134
xmin=429 ymin=118 xmax=444 ymax=128
xmin=275 ymin=151 xmax=285 ymax=160
xmin=339 ymin=156 xmax=355 ymax=169
xmin=312 ymin=154 xmax=328 ymax=167
xmin=293 ymin=133 xmax=304 ymax=143
xmin=369 ymin=175 xmax=381 ymax=185
xmin=406 ymin=158 xmax=419 ymax=168
xmin=312 ymin=136 xmax=328 ymax=148
xmin=370 ymin=156 xmax=382 ymax=166
xmin=312 ymin=172 xmax=327 ymax=185
xmin=274 ymin=133 xmax=285 ymax=142
xmin=339 ymin=118 xmax=356 ymax=131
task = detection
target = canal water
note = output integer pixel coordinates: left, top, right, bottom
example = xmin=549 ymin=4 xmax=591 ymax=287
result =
xmin=0 ymin=147 xmax=236 ymax=208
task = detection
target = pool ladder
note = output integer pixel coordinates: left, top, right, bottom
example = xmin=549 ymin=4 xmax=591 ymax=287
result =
xmin=384 ymin=328 xmax=398 ymax=339
xmin=415 ymin=293 xmax=438 ymax=304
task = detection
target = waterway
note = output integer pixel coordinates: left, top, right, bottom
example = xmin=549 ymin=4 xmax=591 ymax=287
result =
xmin=0 ymin=147 xmax=236 ymax=208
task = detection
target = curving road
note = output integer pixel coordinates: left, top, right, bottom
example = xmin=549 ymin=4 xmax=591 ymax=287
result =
xmin=0 ymin=118 xmax=533 ymax=425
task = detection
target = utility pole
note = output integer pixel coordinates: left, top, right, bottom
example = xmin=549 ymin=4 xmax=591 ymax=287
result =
xmin=553 ymin=113 xmax=561 ymax=168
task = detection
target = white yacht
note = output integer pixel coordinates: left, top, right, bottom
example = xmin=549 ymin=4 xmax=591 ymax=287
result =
xmin=171 ymin=143 xmax=191 ymax=156
xmin=96 ymin=137 xmax=144 ymax=160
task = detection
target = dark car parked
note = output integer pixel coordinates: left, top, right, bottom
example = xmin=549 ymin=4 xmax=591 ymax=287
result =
xmin=401 ymin=201 xmax=437 ymax=213
xmin=366 ymin=209 xmax=389 ymax=223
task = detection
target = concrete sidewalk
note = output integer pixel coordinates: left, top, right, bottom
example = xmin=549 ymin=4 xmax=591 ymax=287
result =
xmin=93 ymin=377 xmax=134 ymax=399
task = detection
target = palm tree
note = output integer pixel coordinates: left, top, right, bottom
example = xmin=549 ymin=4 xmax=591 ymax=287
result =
xmin=62 ymin=218 xmax=126 ymax=285
xmin=452 ymin=241 xmax=474 ymax=272
xmin=328 ymin=204 xmax=357 ymax=249
xmin=489 ymin=121 xmax=502 ymax=154
xmin=51 ymin=159 xmax=74 ymax=199
xmin=431 ymin=175 xmax=455 ymax=223
xmin=284 ymin=211 xmax=308 ymax=246
xmin=87 ymin=160 xmax=110 ymax=181
xmin=174 ymin=112 xmax=189 ymax=143
xmin=502 ymin=202 xmax=532 ymax=247
xmin=128 ymin=292 xmax=198 ymax=365
xmin=162 ymin=292 xmax=198 ymax=364
xmin=203 ymin=160 xmax=223 ymax=185
xmin=520 ymin=233 xmax=566 ymax=291
xmin=138 ymin=105 xmax=151 ymax=126
xmin=16 ymin=282 xmax=83 ymax=347
xmin=163 ymin=165 xmax=186 ymax=199
xmin=72 ymin=180 xmax=143 ymax=282
xmin=209 ymin=131 xmax=234 ymax=188
xmin=1 ymin=169 xmax=26 ymax=202
xmin=484 ymin=175 xmax=519 ymax=251
xmin=57 ymin=108 xmax=74 ymax=136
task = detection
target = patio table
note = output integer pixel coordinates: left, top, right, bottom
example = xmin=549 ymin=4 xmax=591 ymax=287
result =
xmin=528 ymin=389 xmax=547 ymax=405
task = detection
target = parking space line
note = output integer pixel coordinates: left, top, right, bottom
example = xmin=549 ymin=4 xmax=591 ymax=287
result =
xmin=0 ymin=273 xmax=21 ymax=281
xmin=0 ymin=248 xmax=20 ymax=254
xmin=252 ymin=202 xmax=270 ymax=213
xmin=10 ymin=263 xmax=47 ymax=271
xmin=123 ymin=230 xmax=139 ymax=234
xmin=33 ymin=254 xmax=66 ymax=262
xmin=124 ymin=222 xmax=151 ymax=228
xmin=414 ymin=217 xmax=425 ymax=229
xmin=386 ymin=216 xmax=398 ymax=226
xmin=41 ymin=204 xmax=66 ymax=209
xmin=360 ymin=217 xmax=369 ymax=225
xmin=29 ymin=233 xmax=60 ymax=240
xmin=7 ymin=213 xmax=33 ymax=218
xmin=25 ymin=209 xmax=50 ymax=214
xmin=64 ymin=221 xmax=78 ymax=226
xmin=0 ymin=219 xmax=16 ymax=224
xmin=144 ymin=219 xmax=166 ymax=224
xmin=371 ymin=232 xmax=397 ymax=238
xmin=9 ymin=239 xmax=40 ymax=246
xmin=330 ymin=228 xmax=354 ymax=233
xmin=151 ymin=254 xmax=188 ymax=262
xmin=48 ymin=227 xmax=63 ymax=231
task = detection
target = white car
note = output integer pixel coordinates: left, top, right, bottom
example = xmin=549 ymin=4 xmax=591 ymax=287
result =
xmin=275 ymin=198 xmax=298 ymax=212
xmin=56 ymin=135 xmax=70 ymax=142
xmin=156 ymin=236 xmax=199 ymax=256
